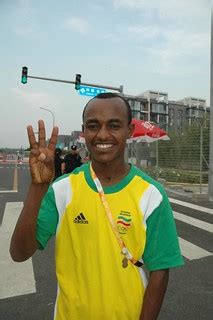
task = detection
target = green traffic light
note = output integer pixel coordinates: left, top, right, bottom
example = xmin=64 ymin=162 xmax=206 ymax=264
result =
xmin=75 ymin=74 xmax=81 ymax=90
xmin=75 ymin=83 xmax=80 ymax=90
xmin=21 ymin=66 xmax=28 ymax=84
xmin=21 ymin=76 xmax=27 ymax=84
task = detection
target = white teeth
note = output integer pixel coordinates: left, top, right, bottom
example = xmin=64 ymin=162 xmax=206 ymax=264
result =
xmin=96 ymin=144 xmax=113 ymax=149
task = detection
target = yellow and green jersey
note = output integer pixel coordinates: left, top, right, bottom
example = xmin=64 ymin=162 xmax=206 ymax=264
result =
xmin=36 ymin=163 xmax=183 ymax=320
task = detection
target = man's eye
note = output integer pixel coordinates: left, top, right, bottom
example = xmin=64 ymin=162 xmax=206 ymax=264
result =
xmin=110 ymin=124 xmax=121 ymax=129
xmin=87 ymin=124 xmax=99 ymax=130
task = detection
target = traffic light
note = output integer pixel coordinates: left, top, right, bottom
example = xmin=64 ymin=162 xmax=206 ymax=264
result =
xmin=21 ymin=66 xmax=28 ymax=84
xmin=75 ymin=74 xmax=81 ymax=90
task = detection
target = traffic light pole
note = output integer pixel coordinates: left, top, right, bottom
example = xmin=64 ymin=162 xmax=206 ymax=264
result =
xmin=27 ymin=75 xmax=124 ymax=93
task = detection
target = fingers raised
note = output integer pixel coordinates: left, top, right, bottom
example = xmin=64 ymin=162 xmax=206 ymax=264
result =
xmin=48 ymin=126 xmax=59 ymax=151
xmin=38 ymin=120 xmax=46 ymax=148
xmin=27 ymin=125 xmax=38 ymax=150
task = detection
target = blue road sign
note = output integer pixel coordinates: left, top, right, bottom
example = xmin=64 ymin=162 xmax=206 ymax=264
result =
xmin=56 ymin=143 xmax=64 ymax=149
xmin=79 ymin=85 xmax=106 ymax=97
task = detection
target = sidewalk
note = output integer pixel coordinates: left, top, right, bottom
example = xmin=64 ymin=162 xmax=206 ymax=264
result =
xmin=164 ymin=181 xmax=212 ymax=204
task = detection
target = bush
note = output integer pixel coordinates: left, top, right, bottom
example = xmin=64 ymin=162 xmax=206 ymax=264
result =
xmin=142 ymin=167 xmax=208 ymax=184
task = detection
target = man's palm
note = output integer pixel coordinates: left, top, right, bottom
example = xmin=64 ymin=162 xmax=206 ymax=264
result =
xmin=27 ymin=120 xmax=59 ymax=184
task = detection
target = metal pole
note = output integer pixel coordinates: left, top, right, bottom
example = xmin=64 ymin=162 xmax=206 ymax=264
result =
xmin=28 ymin=75 xmax=123 ymax=93
xmin=199 ymin=124 xmax=203 ymax=194
xmin=40 ymin=107 xmax=55 ymax=128
xmin=209 ymin=8 xmax=213 ymax=201
xmin=156 ymin=140 xmax=159 ymax=180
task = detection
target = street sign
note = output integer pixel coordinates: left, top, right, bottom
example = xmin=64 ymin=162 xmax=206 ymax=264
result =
xmin=56 ymin=143 xmax=64 ymax=149
xmin=79 ymin=85 xmax=106 ymax=97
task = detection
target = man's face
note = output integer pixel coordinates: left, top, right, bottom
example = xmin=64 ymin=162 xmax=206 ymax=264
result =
xmin=82 ymin=97 xmax=134 ymax=164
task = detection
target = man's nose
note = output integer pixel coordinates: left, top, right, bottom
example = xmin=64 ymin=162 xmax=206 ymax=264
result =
xmin=96 ymin=126 xmax=110 ymax=140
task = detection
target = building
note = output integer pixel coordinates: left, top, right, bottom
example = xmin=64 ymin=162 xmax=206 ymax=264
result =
xmin=125 ymin=90 xmax=209 ymax=134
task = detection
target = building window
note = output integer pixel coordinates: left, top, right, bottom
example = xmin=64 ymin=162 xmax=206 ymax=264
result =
xmin=159 ymin=115 xmax=167 ymax=126
xmin=150 ymin=114 xmax=158 ymax=124
xmin=134 ymin=101 xmax=141 ymax=111
xmin=177 ymin=110 xmax=183 ymax=132
xmin=169 ymin=108 xmax=174 ymax=125
xmin=151 ymin=103 xmax=166 ymax=114
xmin=132 ymin=110 xmax=140 ymax=119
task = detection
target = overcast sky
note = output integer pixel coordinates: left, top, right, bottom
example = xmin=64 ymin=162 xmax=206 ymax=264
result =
xmin=0 ymin=0 xmax=211 ymax=148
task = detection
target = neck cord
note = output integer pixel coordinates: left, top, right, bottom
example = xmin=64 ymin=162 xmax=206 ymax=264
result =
xmin=90 ymin=163 xmax=138 ymax=268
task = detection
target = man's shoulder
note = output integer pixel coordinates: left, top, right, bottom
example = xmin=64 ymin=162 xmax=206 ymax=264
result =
xmin=131 ymin=165 xmax=166 ymax=195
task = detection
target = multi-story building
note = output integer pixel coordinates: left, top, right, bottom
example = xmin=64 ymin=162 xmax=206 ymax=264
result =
xmin=125 ymin=90 xmax=209 ymax=133
xmin=124 ymin=90 xmax=209 ymax=167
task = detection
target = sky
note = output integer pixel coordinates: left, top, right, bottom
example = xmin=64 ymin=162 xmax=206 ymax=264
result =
xmin=0 ymin=0 xmax=211 ymax=148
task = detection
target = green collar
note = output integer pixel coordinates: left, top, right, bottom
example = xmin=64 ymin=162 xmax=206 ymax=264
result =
xmin=83 ymin=162 xmax=135 ymax=194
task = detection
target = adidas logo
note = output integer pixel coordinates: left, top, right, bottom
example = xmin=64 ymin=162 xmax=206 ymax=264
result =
xmin=73 ymin=213 xmax=89 ymax=224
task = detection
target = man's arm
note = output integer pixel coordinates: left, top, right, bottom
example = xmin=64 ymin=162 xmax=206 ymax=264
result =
xmin=9 ymin=120 xmax=58 ymax=262
xmin=10 ymin=183 xmax=49 ymax=261
xmin=140 ymin=269 xmax=169 ymax=320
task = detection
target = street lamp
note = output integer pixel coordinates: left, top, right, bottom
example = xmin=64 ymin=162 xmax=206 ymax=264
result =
xmin=40 ymin=107 xmax=55 ymax=129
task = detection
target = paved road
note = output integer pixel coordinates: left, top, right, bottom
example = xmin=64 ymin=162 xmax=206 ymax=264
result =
xmin=0 ymin=162 xmax=212 ymax=319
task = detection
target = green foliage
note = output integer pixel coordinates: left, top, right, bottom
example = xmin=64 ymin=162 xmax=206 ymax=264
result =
xmin=143 ymin=167 xmax=208 ymax=184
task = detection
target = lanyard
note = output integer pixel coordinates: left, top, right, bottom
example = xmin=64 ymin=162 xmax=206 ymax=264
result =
xmin=90 ymin=163 xmax=138 ymax=268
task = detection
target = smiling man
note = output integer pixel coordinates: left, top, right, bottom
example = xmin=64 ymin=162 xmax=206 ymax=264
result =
xmin=82 ymin=94 xmax=132 ymax=182
xmin=10 ymin=93 xmax=183 ymax=320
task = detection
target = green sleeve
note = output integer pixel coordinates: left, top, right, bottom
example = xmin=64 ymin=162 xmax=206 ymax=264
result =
xmin=36 ymin=184 xmax=59 ymax=249
xmin=142 ymin=190 xmax=184 ymax=271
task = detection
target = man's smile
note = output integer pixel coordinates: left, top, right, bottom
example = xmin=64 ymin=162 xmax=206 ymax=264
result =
xmin=95 ymin=144 xmax=114 ymax=149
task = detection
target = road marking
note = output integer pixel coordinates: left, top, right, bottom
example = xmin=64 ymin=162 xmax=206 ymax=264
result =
xmin=0 ymin=164 xmax=18 ymax=193
xmin=179 ymin=237 xmax=212 ymax=260
xmin=0 ymin=190 xmax=18 ymax=193
xmin=169 ymin=197 xmax=213 ymax=214
xmin=13 ymin=164 xmax=18 ymax=191
xmin=174 ymin=211 xmax=213 ymax=233
xmin=0 ymin=202 xmax=36 ymax=299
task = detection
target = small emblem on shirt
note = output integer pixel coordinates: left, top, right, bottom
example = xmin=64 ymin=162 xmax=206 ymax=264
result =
xmin=74 ymin=213 xmax=89 ymax=224
xmin=117 ymin=211 xmax=132 ymax=234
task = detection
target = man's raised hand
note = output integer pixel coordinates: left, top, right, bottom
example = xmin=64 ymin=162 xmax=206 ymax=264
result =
xmin=27 ymin=120 xmax=59 ymax=184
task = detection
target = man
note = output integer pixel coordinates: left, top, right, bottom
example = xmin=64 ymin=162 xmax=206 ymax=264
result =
xmin=10 ymin=93 xmax=183 ymax=320
xmin=62 ymin=144 xmax=82 ymax=174
xmin=53 ymin=147 xmax=64 ymax=180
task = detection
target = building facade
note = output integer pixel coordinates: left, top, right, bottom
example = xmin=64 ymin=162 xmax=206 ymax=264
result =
xmin=125 ymin=90 xmax=209 ymax=133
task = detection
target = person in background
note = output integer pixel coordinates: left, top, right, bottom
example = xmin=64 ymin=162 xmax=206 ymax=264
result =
xmin=53 ymin=148 xmax=64 ymax=180
xmin=62 ymin=144 xmax=82 ymax=174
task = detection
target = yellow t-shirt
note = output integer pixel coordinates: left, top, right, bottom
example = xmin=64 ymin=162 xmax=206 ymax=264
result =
xmin=37 ymin=163 xmax=183 ymax=320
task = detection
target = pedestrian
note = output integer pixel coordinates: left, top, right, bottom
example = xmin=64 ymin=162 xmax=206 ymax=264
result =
xmin=10 ymin=92 xmax=183 ymax=320
xmin=53 ymin=148 xmax=64 ymax=180
xmin=62 ymin=144 xmax=82 ymax=174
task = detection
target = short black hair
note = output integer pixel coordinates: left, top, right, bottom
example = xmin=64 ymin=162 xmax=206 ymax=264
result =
xmin=82 ymin=92 xmax=132 ymax=124
xmin=71 ymin=145 xmax=77 ymax=150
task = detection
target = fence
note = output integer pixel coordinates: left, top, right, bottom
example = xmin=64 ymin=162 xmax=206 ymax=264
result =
xmin=127 ymin=123 xmax=210 ymax=191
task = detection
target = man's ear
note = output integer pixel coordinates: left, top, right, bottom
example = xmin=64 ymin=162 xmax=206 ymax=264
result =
xmin=128 ymin=123 xmax=134 ymax=138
